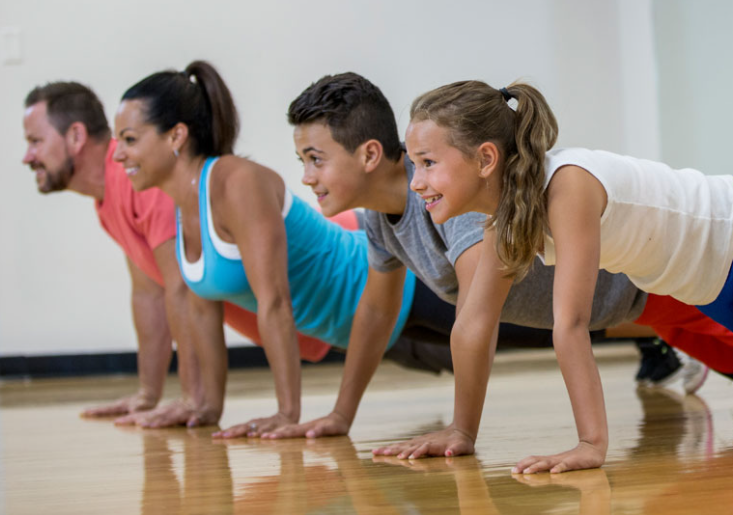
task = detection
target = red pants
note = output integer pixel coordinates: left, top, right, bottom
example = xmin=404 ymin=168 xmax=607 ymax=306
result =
xmin=635 ymin=294 xmax=733 ymax=374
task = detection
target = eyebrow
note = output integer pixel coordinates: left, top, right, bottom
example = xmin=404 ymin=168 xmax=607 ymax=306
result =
xmin=301 ymin=146 xmax=324 ymax=154
xmin=118 ymin=128 xmax=133 ymax=137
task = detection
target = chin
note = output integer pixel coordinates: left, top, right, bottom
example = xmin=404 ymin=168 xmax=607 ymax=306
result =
xmin=428 ymin=209 xmax=450 ymax=225
xmin=129 ymin=177 xmax=151 ymax=192
xmin=319 ymin=201 xmax=341 ymax=218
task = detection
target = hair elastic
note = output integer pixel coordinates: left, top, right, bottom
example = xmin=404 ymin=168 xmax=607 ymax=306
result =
xmin=499 ymin=87 xmax=513 ymax=102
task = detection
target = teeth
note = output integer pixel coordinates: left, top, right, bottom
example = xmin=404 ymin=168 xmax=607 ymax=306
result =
xmin=125 ymin=167 xmax=139 ymax=176
xmin=425 ymin=195 xmax=442 ymax=203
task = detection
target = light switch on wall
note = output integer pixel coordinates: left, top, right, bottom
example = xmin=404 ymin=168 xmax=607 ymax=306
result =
xmin=1 ymin=27 xmax=23 ymax=65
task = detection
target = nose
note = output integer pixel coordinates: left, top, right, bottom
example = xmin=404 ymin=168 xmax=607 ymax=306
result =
xmin=22 ymin=145 xmax=34 ymax=165
xmin=301 ymin=166 xmax=316 ymax=186
xmin=112 ymin=142 xmax=125 ymax=162
xmin=410 ymin=166 xmax=426 ymax=193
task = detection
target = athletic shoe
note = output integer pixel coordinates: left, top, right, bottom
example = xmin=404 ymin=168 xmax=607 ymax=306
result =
xmin=636 ymin=339 xmax=682 ymax=386
xmin=681 ymin=357 xmax=709 ymax=395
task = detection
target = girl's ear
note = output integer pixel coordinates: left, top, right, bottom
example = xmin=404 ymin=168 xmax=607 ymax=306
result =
xmin=477 ymin=142 xmax=500 ymax=179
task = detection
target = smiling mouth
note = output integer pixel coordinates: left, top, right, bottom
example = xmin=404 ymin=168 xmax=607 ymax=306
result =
xmin=315 ymin=191 xmax=328 ymax=202
xmin=125 ymin=166 xmax=140 ymax=177
xmin=423 ymin=194 xmax=443 ymax=210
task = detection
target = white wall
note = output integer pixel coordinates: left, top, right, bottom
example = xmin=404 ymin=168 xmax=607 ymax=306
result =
xmin=0 ymin=0 xmax=658 ymax=356
xmin=653 ymin=0 xmax=733 ymax=173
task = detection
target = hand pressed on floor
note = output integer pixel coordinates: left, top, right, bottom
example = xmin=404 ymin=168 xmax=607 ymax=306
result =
xmin=212 ymin=412 xmax=299 ymax=439
xmin=259 ymin=411 xmax=351 ymax=440
xmin=511 ymin=441 xmax=606 ymax=474
xmin=81 ymin=392 xmax=157 ymax=418
xmin=372 ymin=426 xmax=475 ymax=459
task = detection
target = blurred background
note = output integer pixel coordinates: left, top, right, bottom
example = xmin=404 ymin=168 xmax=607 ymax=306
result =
xmin=1 ymin=0 xmax=731 ymax=359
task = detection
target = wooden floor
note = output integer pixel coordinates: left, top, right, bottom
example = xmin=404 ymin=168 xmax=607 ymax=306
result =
xmin=2 ymin=343 xmax=732 ymax=514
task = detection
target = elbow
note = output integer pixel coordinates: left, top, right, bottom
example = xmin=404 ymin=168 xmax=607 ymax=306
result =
xmin=552 ymin=318 xmax=592 ymax=352
xmin=449 ymin=319 xmax=493 ymax=357
xmin=257 ymin=294 xmax=294 ymax=323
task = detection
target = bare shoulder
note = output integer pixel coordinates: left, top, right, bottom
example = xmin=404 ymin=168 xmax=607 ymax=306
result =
xmin=547 ymin=165 xmax=606 ymax=215
xmin=210 ymin=156 xmax=283 ymax=200
xmin=212 ymin=155 xmax=275 ymax=182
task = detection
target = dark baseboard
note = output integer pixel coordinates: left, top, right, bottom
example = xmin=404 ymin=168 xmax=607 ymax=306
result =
xmin=0 ymin=346 xmax=346 ymax=379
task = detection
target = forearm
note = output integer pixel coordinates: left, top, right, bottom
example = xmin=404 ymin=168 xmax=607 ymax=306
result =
xmin=333 ymin=304 xmax=399 ymax=425
xmin=257 ymin=299 xmax=301 ymax=421
xmin=132 ymin=291 xmax=173 ymax=404
xmin=554 ymin=325 xmax=608 ymax=450
xmin=188 ymin=298 xmax=227 ymax=417
xmin=164 ymin=287 xmax=204 ymax=405
xmin=451 ymin=321 xmax=499 ymax=440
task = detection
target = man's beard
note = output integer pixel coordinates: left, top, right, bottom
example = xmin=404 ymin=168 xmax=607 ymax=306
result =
xmin=38 ymin=156 xmax=75 ymax=194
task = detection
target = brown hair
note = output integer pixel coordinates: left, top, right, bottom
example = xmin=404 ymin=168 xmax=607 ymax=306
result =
xmin=25 ymin=82 xmax=110 ymax=141
xmin=410 ymin=80 xmax=558 ymax=279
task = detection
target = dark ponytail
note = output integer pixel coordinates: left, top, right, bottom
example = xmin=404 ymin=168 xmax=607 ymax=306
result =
xmin=121 ymin=60 xmax=239 ymax=156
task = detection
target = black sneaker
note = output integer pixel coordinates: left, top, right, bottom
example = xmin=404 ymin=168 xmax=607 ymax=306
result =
xmin=647 ymin=341 xmax=683 ymax=385
xmin=635 ymin=339 xmax=681 ymax=386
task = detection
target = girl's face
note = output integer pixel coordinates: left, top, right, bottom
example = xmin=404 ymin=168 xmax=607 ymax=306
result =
xmin=112 ymin=99 xmax=176 ymax=191
xmin=406 ymin=120 xmax=484 ymax=224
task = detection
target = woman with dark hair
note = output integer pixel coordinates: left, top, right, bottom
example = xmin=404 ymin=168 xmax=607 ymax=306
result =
xmin=112 ymin=61 xmax=455 ymax=437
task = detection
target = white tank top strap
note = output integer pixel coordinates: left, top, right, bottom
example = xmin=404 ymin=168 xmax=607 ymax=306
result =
xmin=177 ymin=209 xmax=205 ymax=282
xmin=205 ymin=158 xmax=242 ymax=260
xmin=282 ymin=188 xmax=293 ymax=218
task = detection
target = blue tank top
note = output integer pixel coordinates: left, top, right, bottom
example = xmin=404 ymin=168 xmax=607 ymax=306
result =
xmin=176 ymin=157 xmax=415 ymax=349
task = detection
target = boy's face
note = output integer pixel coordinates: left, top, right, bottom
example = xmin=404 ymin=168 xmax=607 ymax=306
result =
xmin=293 ymin=122 xmax=366 ymax=217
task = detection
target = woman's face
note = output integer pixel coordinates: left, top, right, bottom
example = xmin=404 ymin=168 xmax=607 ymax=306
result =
xmin=112 ymin=99 xmax=176 ymax=191
xmin=406 ymin=119 xmax=484 ymax=224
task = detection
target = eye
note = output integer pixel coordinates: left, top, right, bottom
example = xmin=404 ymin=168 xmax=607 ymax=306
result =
xmin=423 ymin=159 xmax=436 ymax=168
xmin=124 ymin=136 xmax=136 ymax=144
xmin=308 ymin=154 xmax=322 ymax=165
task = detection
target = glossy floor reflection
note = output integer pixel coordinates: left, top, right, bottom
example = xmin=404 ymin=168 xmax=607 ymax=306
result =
xmin=2 ymin=344 xmax=733 ymax=514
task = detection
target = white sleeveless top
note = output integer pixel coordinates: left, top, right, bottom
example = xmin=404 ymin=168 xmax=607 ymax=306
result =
xmin=540 ymin=148 xmax=733 ymax=305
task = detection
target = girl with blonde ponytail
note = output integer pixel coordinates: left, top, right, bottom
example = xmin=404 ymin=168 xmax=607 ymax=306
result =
xmin=374 ymin=79 xmax=733 ymax=474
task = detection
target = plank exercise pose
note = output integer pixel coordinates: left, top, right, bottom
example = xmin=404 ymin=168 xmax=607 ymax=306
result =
xmin=261 ymin=73 xmax=719 ymax=440
xmin=21 ymin=82 xmax=332 ymax=425
xmin=376 ymin=80 xmax=733 ymax=473
xmin=112 ymin=61 xmax=460 ymax=437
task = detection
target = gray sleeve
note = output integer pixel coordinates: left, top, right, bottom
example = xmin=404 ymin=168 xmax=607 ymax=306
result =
xmin=365 ymin=210 xmax=403 ymax=272
xmin=443 ymin=211 xmax=486 ymax=265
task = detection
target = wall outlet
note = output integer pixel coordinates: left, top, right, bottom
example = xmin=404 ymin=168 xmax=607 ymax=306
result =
xmin=1 ymin=27 xmax=22 ymax=65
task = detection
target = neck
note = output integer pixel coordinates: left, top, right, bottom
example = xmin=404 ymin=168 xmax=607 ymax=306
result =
xmin=358 ymin=152 xmax=408 ymax=215
xmin=475 ymin=167 xmax=503 ymax=216
xmin=67 ymin=136 xmax=111 ymax=201
xmin=158 ymin=155 xmax=208 ymax=212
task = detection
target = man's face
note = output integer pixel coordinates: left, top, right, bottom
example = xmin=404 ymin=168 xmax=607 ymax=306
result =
xmin=22 ymin=101 xmax=74 ymax=194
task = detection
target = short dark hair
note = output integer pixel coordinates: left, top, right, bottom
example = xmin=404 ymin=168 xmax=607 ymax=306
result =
xmin=288 ymin=72 xmax=402 ymax=162
xmin=25 ymin=82 xmax=110 ymax=140
xmin=121 ymin=60 xmax=239 ymax=157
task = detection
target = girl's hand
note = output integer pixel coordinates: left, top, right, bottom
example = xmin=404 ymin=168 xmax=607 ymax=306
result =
xmin=259 ymin=411 xmax=351 ymax=440
xmin=212 ymin=412 xmax=299 ymax=439
xmin=372 ymin=426 xmax=475 ymax=459
xmin=512 ymin=441 xmax=606 ymax=474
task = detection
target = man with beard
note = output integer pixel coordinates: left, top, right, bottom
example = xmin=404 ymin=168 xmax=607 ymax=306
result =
xmin=21 ymin=82 xmax=333 ymax=426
